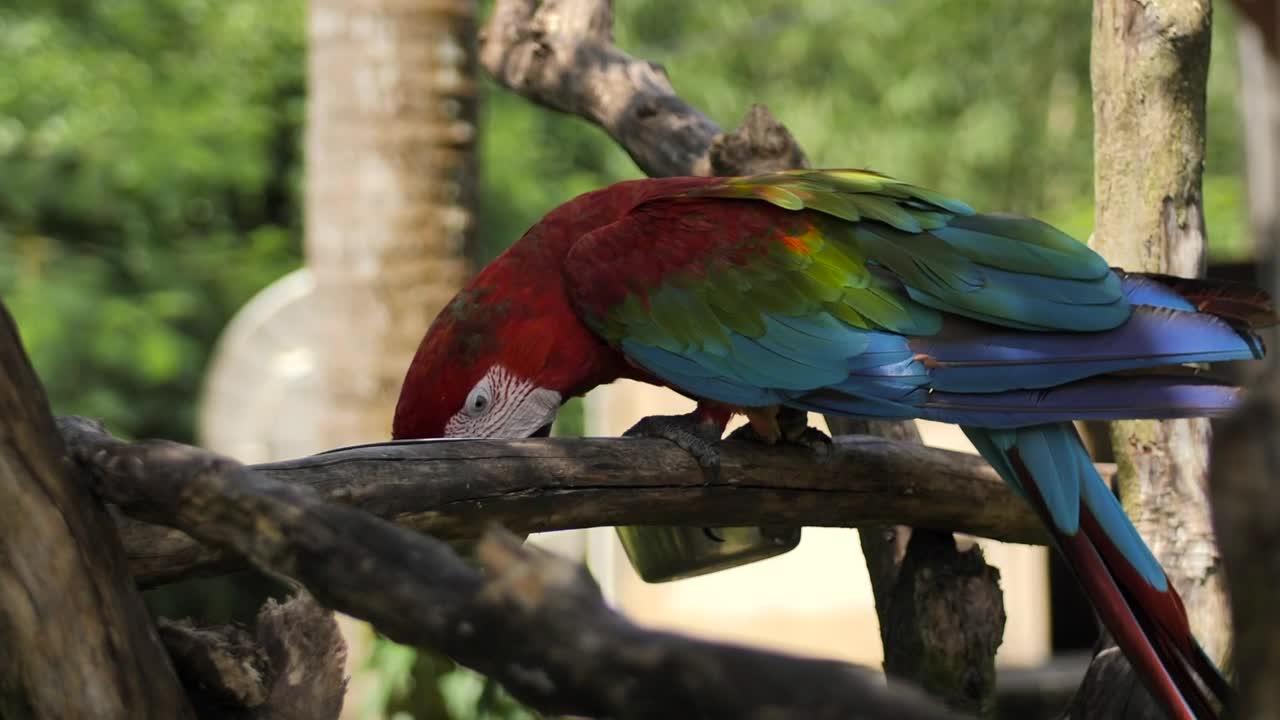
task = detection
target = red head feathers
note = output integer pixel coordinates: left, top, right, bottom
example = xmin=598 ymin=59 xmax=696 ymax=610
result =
xmin=391 ymin=178 xmax=698 ymax=439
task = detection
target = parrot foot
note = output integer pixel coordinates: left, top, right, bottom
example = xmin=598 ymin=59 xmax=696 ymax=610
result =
xmin=623 ymin=412 xmax=724 ymax=475
xmin=728 ymin=406 xmax=832 ymax=461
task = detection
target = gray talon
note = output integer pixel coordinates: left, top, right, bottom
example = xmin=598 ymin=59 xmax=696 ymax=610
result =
xmin=789 ymin=426 xmax=833 ymax=461
xmin=728 ymin=407 xmax=833 ymax=461
xmin=623 ymin=412 xmax=723 ymax=478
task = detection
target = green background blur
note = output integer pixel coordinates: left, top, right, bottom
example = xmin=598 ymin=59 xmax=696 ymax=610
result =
xmin=0 ymin=1 xmax=1254 ymax=717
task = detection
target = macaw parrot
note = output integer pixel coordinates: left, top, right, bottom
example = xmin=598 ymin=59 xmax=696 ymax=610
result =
xmin=393 ymin=169 xmax=1271 ymax=720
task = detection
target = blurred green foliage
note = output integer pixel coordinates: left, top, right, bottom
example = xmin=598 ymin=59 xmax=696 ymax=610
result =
xmin=0 ymin=0 xmax=1255 ymax=718
xmin=0 ymin=0 xmax=304 ymax=440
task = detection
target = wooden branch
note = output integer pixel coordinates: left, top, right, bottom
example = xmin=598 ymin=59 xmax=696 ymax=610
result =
xmin=480 ymin=0 xmax=810 ymax=177
xmin=61 ymin=416 xmax=961 ymax=720
xmin=0 ymin=305 xmax=193 ymax=718
xmin=159 ymin=593 xmax=347 ymax=720
xmin=108 ymin=428 xmax=1062 ymax=587
xmin=1079 ymin=0 xmax=1219 ymax=715
xmin=831 ymin=418 xmax=1005 ymax=717
xmin=480 ymin=0 xmax=722 ymax=177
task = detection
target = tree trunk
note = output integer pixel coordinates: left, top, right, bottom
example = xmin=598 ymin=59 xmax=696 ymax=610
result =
xmin=305 ymin=3 xmax=479 ymax=717
xmin=0 ymin=302 xmax=194 ymax=719
xmin=306 ymin=0 xmax=478 ymax=446
xmin=1076 ymin=0 xmax=1222 ymax=713
xmin=1210 ymin=3 xmax=1280 ymax=717
xmin=830 ymin=418 xmax=1005 ymax=718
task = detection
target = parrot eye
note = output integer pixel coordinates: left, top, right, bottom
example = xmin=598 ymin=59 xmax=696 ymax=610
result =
xmin=463 ymin=382 xmax=492 ymax=416
xmin=444 ymin=365 xmax=562 ymax=439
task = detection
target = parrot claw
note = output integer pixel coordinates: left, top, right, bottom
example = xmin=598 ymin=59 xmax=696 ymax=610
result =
xmin=728 ymin=407 xmax=832 ymax=461
xmin=623 ymin=412 xmax=724 ymax=479
xmin=786 ymin=426 xmax=834 ymax=460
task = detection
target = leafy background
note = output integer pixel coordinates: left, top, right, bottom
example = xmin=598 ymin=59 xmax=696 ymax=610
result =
xmin=0 ymin=1 xmax=1253 ymax=717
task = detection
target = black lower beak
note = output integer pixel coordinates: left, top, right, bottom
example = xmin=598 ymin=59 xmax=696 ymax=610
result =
xmin=531 ymin=423 xmax=553 ymax=438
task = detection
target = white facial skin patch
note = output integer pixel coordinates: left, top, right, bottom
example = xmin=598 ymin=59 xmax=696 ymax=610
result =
xmin=444 ymin=365 xmax=562 ymax=438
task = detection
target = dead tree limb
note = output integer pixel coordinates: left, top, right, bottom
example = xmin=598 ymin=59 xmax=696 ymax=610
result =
xmin=60 ymin=416 xmax=960 ymax=720
xmin=832 ymin=421 xmax=1005 ymax=719
xmin=479 ymin=0 xmax=804 ymax=178
xmin=0 ymin=305 xmax=193 ymax=718
xmin=159 ymin=592 xmax=348 ymax=720
xmin=110 ymin=430 xmax=1065 ymax=587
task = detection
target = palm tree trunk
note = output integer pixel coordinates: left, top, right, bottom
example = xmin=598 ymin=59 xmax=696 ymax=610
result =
xmin=306 ymin=0 xmax=478 ymax=447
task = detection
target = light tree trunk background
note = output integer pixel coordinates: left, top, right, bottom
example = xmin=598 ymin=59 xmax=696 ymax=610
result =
xmin=198 ymin=2 xmax=481 ymax=717
xmin=1087 ymin=0 xmax=1229 ymax=666
xmin=306 ymin=0 xmax=477 ymax=448
xmin=305 ymin=2 xmax=479 ymax=717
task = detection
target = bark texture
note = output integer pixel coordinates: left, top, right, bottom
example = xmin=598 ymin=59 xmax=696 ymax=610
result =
xmin=60 ymin=416 xmax=960 ymax=720
xmin=1210 ymin=4 xmax=1280 ymax=717
xmin=833 ymin=418 xmax=1006 ymax=718
xmin=306 ymin=0 xmax=476 ymax=445
xmin=110 ymin=431 xmax=1065 ymax=587
xmin=159 ymin=593 xmax=347 ymax=720
xmin=1079 ymin=0 xmax=1221 ymax=714
xmin=0 ymin=305 xmax=193 ymax=719
xmin=480 ymin=0 xmax=720 ymax=177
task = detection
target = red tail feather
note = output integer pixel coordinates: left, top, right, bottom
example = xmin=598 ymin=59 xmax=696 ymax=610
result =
xmin=1009 ymin=451 xmax=1225 ymax=720
xmin=1135 ymin=272 xmax=1277 ymax=329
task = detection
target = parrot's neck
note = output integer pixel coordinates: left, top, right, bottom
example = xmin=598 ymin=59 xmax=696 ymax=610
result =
xmin=471 ymin=178 xmax=719 ymax=398
xmin=459 ymin=251 xmax=624 ymax=401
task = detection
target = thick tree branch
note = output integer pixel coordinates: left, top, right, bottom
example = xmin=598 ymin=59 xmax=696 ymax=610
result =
xmin=0 ymin=306 xmax=193 ymax=718
xmin=480 ymin=0 xmax=719 ymax=176
xmin=480 ymin=0 xmax=809 ymax=177
xmin=105 ymin=428 xmax=1067 ymax=587
xmin=61 ymin=416 xmax=959 ymax=720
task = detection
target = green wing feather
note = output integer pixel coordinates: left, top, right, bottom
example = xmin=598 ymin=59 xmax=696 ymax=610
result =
xmin=569 ymin=169 xmax=1127 ymax=363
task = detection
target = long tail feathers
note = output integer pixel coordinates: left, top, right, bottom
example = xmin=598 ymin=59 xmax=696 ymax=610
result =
xmin=963 ymin=423 xmax=1230 ymax=720
xmin=922 ymin=373 xmax=1241 ymax=427
xmin=1120 ymin=270 xmax=1277 ymax=329
xmin=914 ymin=304 xmax=1264 ymax=395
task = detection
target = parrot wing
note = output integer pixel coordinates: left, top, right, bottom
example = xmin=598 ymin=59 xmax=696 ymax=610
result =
xmin=563 ymin=169 xmax=1256 ymax=419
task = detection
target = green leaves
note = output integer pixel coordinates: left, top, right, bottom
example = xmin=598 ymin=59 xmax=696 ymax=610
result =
xmin=0 ymin=0 xmax=304 ymax=441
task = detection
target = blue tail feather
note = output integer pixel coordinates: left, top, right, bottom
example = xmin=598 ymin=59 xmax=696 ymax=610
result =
xmin=913 ymin=306 xmax=1262 ymax=394
xmin=962 ymin=423 xmax=1166 ymax=590
xmin=922 ymin=374 xmax=1242 ymax=427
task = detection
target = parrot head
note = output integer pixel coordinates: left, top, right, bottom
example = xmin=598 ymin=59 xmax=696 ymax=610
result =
xmin=392 ymin=236 xmax=632 ymax=441
xmin=393 ymin=177 xmax=701 ymax=441
xmin=392 ymin=279 xmax=566 ymax=440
